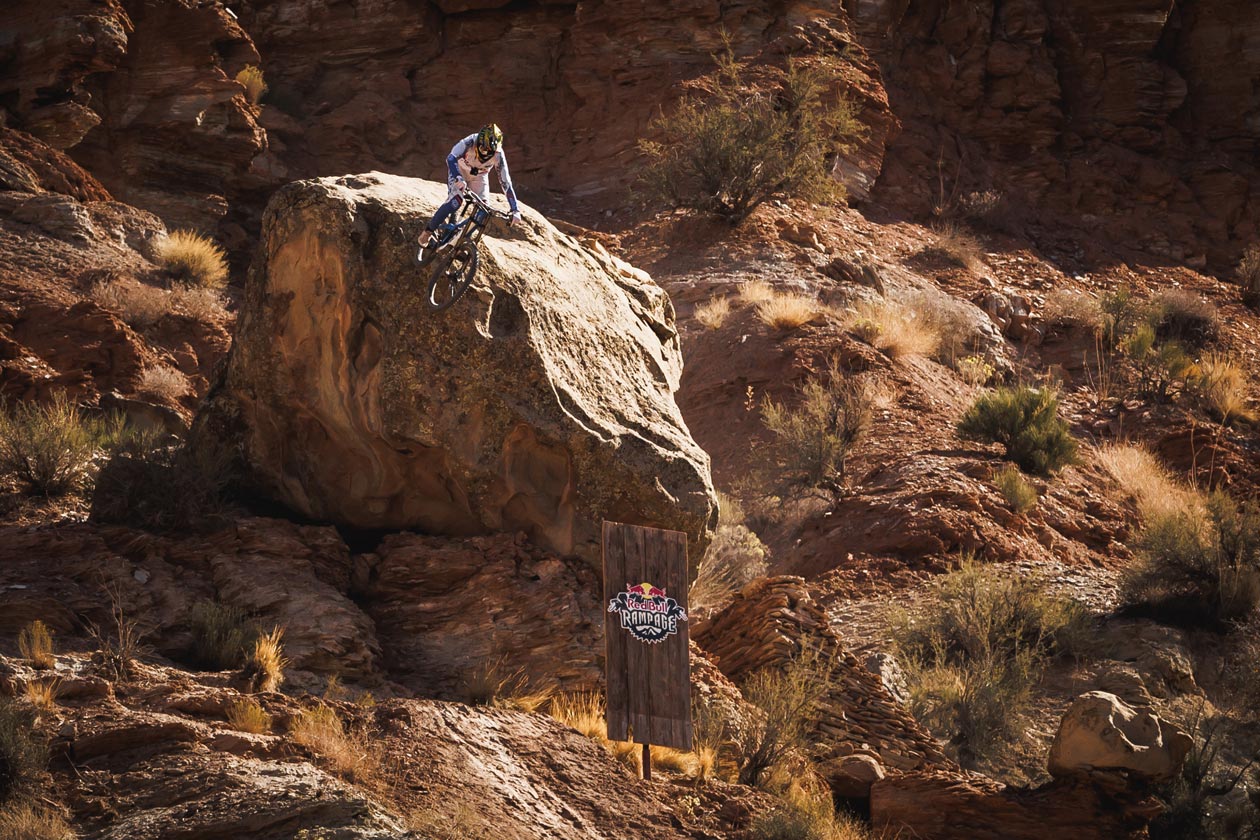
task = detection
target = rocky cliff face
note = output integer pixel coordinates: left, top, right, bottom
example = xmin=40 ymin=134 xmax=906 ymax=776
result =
xmin=0 ymin=0 xmax=266 ymax=234
xmin=195 ymin=172 xmax=716 ymax=565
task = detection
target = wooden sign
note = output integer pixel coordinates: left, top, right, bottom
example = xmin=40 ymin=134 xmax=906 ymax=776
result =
xmin=603 ymin=521 xmax=693 ymax=769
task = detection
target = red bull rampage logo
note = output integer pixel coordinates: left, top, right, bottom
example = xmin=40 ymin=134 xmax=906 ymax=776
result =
xmin=608 ymin=582 xmax=688 ymax=644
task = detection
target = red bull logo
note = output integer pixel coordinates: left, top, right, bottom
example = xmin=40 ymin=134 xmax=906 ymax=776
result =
xmin=608 ymin=581 xmax=688 ymax=644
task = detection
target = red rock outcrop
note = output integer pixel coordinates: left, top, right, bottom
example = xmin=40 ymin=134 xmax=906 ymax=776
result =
xmin=194 ymin=173 xmax=717 ymax=565
xmin=1 ymin=0 xmax=266 ymax=234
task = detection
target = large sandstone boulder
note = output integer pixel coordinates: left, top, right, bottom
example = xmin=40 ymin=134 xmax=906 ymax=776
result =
xmin=196 ymin=172 xmax=716 ymax=567
xmin=1048 ymin=691 xmax=1193 ymax=782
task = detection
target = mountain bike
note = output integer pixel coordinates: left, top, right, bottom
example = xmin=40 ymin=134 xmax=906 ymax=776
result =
xmin=417 ymin=189 xmax=513 ymax=311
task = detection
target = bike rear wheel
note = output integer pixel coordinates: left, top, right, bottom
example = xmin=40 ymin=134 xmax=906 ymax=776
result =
xmin=425 ymin=242 xmax=479 ymax=311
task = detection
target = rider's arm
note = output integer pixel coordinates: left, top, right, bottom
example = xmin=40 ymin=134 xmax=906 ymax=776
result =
xmin=446 ymin=135 xmax=475 ymax=184
xmin=498 ymin=150 xmax=520 ymax=214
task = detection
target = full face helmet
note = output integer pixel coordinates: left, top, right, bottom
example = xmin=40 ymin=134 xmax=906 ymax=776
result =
xmin=475 ymin=123 xmax=503 ymax=162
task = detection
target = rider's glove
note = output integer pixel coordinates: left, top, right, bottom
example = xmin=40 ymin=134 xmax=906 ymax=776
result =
xmin=453 ymin=177 xmax=467 ymax=192
xmin=509 ymin=211 xmax=522 ymax=226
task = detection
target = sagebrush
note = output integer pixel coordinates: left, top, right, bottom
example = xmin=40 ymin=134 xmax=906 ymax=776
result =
xmin=0 ymin=393 xmax=121 ymax=496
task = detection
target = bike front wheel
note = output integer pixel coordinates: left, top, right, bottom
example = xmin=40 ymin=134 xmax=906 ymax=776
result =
xmin=425 ymin=242 xmax=480 ymax=311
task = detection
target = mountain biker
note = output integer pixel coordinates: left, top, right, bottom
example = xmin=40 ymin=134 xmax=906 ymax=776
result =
xmin=417 ymin=124 xmax=521 ymax=256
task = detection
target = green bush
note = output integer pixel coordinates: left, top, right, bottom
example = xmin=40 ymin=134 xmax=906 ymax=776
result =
xmin=1123 ymin=323 xmax=1196 ymax=402
xmin=1153 ymin=289 xmax=1219 ymax=349
xmin=0 ymin=393 xmax=128 ymax=496
xmin=957 ymin=386 xmax=1077 ymax=475
xmin=1124 ymin=491 xmax=1260 ymax=628
xmin=892 ymin=558 xmax=1091 ymax=766
xmin=187 ymin=600 xmax=256 ymax=670
xmin=638 ymin=47 xmax=864 ymax=223
xmin=736 ymin=648 xmax=834 ymax=788
xmin=760 ymin=363 xmax=873 ymax=500
xmin=994 ymin=465 xmax=1037 ymax=514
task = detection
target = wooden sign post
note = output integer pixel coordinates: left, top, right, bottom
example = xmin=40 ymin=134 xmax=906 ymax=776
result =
xmin=603 ymin=521 xmax=693 ymax=781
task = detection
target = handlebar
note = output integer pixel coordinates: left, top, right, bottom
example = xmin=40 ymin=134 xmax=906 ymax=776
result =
xmin=456 ymin=185 xmax=514 ymax=220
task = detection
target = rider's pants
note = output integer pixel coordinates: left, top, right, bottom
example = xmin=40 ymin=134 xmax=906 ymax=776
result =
xmin=425 ymin=194 xmax=464 ymax=232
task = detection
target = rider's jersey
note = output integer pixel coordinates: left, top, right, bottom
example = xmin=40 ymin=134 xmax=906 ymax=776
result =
xmin=446 ymin=134 xmax=519 ymax=213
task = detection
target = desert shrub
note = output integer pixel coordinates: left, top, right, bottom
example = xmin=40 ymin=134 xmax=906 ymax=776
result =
xmin=86 ymin=585 xmax=149 ymax=682
xmin=291 ymin=704 xmax=372 ymax=780
xmin=1043 ymin=289 xmax=1104 ymax=334
xmin=0 ymin=393 xmax=119 ymax=496
xmin=1100 ymin=285 xmax=1142 ymax=350
xmin=1238 ymin=245 xmax=1260 ymax=309
xmin=994 ymin=465 xmax=1037 ymax=514
xmin=171 ymin=285 xmax=228 ymax=321
xmin=1153 ymin=289 xmax=1219 ymax=349
xmin=910 ymin=291 xmax=980 ymax=366
xmin=691 ymin=494 xmax=769 ymax=612
xmin=758 ymin=293 xmax=822 ymax=331
xmin=893 ymin=558 xmax=1090 ymax=764
xmin=695 ymin=296 xmax=732 ymax=330
xmin=1223 ymin=612 xmax=1260 ymax=718
xmin=957 ymin=386 xmax=1077 ymax=475
xmin=1121 ymin=324 xmax=1195 ymax=402
xmin=760 ymin=363 xmax=874 ymax=499
xmin=0 ymin=803 xmax=73 ymax=840
xmin=736 ymin=648 xmax=834 ymax=788
xmin=956 ymin=355 xmax=995 ymax=387
xmin=156 ymin=230 xmax=229 ymax=289
xmin=91 ymin=441 xmax=231 ymax=533
xmin=0 ymin=700 xmax=46 ymax=804
xmin=188 ymin=600 xmax=255 ymax=670
xmin=956 ymin=190 xmax=1003 ymax=225
xmin=1149 ymin=709 xmax=1259 ymax=840
xmin=638 ymin=48 xmax=864 ymax=223
xmin=920 ymin=221 xmax=983 ymax=272
xmin=92 ymin=277 xmax=169 ymax=329
xmin=226 ymin=697 xmax=272 ymax=734
xmin=1124 ymin=490 xmax=1260 ymax=628
xmin=235 ymin=64 xmax=267 ymax=106
xmin=17 ymin=622 xmax=54 ymax=670
xmin=22 ymin=680 xmax=58 ymax=714
xmin=138 ymin=365 xmax=188 ymax=401
xmin=242 ymin=627 xmax=287 ymax=693
xmin=1195 ymin=354 xmax=1254 ymax=426
xmin=846 ymin=298 xmax=941 ymax=359
xmin=750 ymin=799 xmax=871 ymax=840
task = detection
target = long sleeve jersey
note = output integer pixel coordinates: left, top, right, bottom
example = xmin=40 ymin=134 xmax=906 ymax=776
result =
xmin=446 ymin=134 xmax=519 ymax=213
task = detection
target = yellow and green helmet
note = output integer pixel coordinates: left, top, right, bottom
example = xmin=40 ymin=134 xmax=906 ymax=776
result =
xmin=476 ymin=123 xmax=503 ymax=159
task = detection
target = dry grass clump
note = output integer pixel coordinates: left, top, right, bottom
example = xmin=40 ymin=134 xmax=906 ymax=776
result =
xmin=922 ymin=221 xmax=984 ymax=272
xmin=188 ymin=601 xmax=255 ymax=671
xmin=0 ymin=393 xmax=117 ymax=497
xmin=739 ymin=280 xmax=777 ymax=305
xmin=1097 ymin=443 xmax=1202 ymax=523
xmin=1043 ymin=289 xmax=1104 ymax=333
xmin=759 ymin=362 xmax=874 ymax=500
xmin=845 ymin=298 xmax=941 ymax=360
xmin=242 ymin=628 xmax=286 ymax=693
xmin=91 ymin=278 xmax=169 ymax=329
xmin=235 ymin=65 xmax=267 ymax=106
xmin=1237 ymin=244 xmax=1260 ymax=308
xmin=548 ymin=692 xmax=707 ymax=779
xmin=459 ymin=657 xmax=552 ymax=713
xmin=750 ymin=779 xmax=874 ymax=840
xmin=1195 ymin=354 xmax=1254 ymax=426
xmin=18 ymin=622 xmax=55 ymax=671
xmin=138 ymin=365 xmax=188 ymax=402
xmin=691 ymin=493 xmax=768 ymax=612
xmin=21 ymin=680 xmax=58 ymax=714
xmin=694 ymin=296 xmax=732 ymax=330
xmin=171 ymin=286 xmax=228 ymax=321
xmin=892 ymin=557 xmax=1090 ymax=766
xmin=757 ymin=293 xmax=822 ymax=331
xmin=156 ymin=230 xmax=229 ymax=289
xmin=994 ymin=465 xmax=1038 ymax=514
xmin=0 ymin=803 xmax=74 ymax=840
xmin=290 ymin=704 xmax=373 ymax=780
xmin=226 ymin=697 xmax=272 ymax=734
